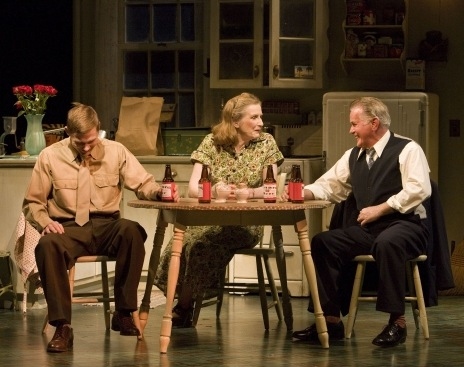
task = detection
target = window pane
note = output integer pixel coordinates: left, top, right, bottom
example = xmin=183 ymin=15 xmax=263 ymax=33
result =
xmin=280 ymin=0 xmax=314 ymax=38
xmin=178 ymin=93 xmax=195 ymax=127
xmin=124 ymin=52 xmax=148 ymax=89
xmin=179 ymin=50 xmax=195 ymax=89
xmin=219 ymin=3 xmax=254 ymax=39
xmin=126 ymin=5 xmax=149 ymax=42
xmin=279 ymin=41 xmax=314 ymax=78
xmin=151 ymin=51 xmax=175 ymax=89
xmin=219 ymin=43 xmax=254 ymax=79
xmin=180 ymin=4 xmax=195 ymax=41
xmin=153 ymin=4 xmax=176 ymax=43
xmin=157 ymin=93 xmax=176 ymax=128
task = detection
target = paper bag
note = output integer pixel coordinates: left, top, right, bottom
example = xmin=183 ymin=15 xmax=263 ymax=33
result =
xmin=116 ymin=97 xmax=165 ymax=155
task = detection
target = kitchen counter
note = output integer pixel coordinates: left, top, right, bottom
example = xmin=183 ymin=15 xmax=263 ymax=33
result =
xmin=0 ymin=155 xmax=192 ymax=168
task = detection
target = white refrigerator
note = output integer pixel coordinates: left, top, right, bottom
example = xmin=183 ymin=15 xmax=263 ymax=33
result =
xmin=322 ymin=92 xmax=439 ymax=183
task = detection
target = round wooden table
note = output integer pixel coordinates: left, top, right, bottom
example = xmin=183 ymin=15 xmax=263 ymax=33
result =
xmin=128 ymin=198 xmax=332 ymax=353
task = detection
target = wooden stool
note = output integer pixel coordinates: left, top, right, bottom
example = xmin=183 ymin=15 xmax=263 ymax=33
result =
xmin=345 ymin=254 xmax=429 ymax=339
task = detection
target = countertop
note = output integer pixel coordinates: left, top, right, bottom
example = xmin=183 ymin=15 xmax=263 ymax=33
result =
xmin=0 ymin=155 xmax=193 ymax=168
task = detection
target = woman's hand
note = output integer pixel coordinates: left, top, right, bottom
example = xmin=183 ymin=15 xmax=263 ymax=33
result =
xmin=278 ymin=185 xmax=290 ymax=202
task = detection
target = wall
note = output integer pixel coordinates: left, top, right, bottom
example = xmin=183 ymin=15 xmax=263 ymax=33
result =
xmin=204 ymin=0 xmax=464 ymax=247
xmin=0 ymin=1 xmax=73 ymax=146
xmin=7 ymin=1 xmax=459 ymax=248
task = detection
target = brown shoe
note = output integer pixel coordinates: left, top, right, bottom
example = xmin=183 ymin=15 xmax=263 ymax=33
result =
xmin=47 ymin=324 xmax=74 ymax=353
xmin=111 ymin=311 xmax=140 ymax=336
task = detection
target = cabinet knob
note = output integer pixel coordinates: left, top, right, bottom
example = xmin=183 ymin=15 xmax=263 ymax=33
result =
xmin=171 ymin=170 xmax=177 ymax=177
xmin=253 ymin=65 xmax=260 ymax=78
xmin=273 ymin=65 xmax=279 ymax=78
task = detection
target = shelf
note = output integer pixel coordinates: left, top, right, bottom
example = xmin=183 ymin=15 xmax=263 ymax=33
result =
xmin=340 ymin=54 xmax=405 ymax=75
xmin=343 ymin=24 xmax=403 ymax=29
xmin=341 ymin=0 xmax=408 ymax=75
xmin=264 ymin=113 xmax=304 ymax=125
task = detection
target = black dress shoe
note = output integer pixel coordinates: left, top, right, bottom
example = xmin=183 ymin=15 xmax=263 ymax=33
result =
xmin=171 ymin=304 xmax=193 ymax=328
xmin=47 ymin=324 xmax=74 ymax=353
xmin=111 ymin=311 xmax=140 ymax=336
xmin=292 ymin=321 xmax=345 ymax=342
xmin=372 ymin=323 xmax=407 ymax=347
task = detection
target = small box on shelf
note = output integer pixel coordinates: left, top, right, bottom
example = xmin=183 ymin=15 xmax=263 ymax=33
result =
xmin=405 ymin=59 xmax=425 ymax=90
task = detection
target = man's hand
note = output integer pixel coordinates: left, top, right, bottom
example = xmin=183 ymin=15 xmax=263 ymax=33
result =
xmin=357 ymin=202 xmax=394 ymax=226
xmin=42 ymin=221 xmax=65 ymax=236
xmin=156 ymin=183 xmax=181 ymax=202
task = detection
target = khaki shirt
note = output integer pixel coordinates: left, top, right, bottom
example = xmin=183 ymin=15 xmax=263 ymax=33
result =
xmin=23 ymin=138 xmax=161 ymax=231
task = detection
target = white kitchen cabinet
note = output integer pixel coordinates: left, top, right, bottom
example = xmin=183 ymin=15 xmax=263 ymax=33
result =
xmin=210 ymin=0 xmax=328 ymax=89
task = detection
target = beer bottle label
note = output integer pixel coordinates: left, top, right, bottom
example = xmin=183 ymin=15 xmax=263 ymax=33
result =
xmin=263 ymin=183 xmax=277 ymax=202
xmin=161 ymin=182 xmax=174 ymax=201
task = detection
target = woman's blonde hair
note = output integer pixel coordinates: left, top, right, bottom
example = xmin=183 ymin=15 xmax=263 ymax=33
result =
xmin=212 ymin=92 xmax=261 ymax=147
xmin=66 ymin=102 xmax=101 ymax=135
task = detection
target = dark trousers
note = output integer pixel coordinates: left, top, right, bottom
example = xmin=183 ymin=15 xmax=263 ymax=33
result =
xmin=311 ymin=217 xmax=428 ymax=317
xmin=35 ymin=217 xmax=147 ymax=326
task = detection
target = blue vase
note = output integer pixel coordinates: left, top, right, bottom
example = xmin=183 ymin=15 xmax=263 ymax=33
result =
xmin=25 ymin=114 xmax=46 ymax=156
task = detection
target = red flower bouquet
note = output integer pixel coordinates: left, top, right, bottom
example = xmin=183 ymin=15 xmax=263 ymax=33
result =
xmin=13 ymin=84 xmax=58 ymax=116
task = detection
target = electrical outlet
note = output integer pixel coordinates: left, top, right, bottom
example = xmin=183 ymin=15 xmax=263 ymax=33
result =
xmin=449 ymin=119 xmax=460 ymax=137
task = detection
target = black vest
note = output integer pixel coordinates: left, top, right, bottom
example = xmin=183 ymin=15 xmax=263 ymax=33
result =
xmin=348 ymin=133 xmax=414 ymax=228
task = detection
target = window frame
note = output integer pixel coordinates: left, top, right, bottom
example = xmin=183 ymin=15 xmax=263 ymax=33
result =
xmin=118 ymin=0 xmax=204 ymax=127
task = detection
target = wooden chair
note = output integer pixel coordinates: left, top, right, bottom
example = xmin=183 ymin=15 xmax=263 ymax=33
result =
xmin=192 ymin=234 xmax=284 ymax=330
xmin=43 ymin=255 xmax=116 ymax=332
xmin=192 ymin=174 xmax=288 ymax=330
xmin=345 ymin=254 xmax=429 ymax=339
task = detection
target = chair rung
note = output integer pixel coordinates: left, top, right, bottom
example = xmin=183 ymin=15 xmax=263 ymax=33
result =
xmin=267 ymin=300 xmax=278 ymax=309
xmin=72 ymin=297 xmax=114 ymax=303
xmin=73 ymin=292 xmax=103 ymax=298
xmin=358 ymin=297 xmax=378 ymax=301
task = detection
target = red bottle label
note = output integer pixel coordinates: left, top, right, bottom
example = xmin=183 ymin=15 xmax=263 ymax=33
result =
xmin=198 ymin=182 xmax=211 ymax=203
xmin=291 ymin=182 xmax=304 ymax=203
xmin=161 ymin=182 xmax=174 ymax=202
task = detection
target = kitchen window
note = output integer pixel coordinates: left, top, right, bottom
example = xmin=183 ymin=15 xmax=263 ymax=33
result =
xmin=120 ymin=0 xmax=204 ymax=127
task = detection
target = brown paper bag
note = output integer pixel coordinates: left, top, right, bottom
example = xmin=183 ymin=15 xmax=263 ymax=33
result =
xmin=116 ymin=96 xmax=165 ymax=155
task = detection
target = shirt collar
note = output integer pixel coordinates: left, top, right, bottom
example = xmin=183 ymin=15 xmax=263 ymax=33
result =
xmin=358 ymin=130 xmax=391 ymax=158
xmin=70 ymin=138 xmax=105 ymax=163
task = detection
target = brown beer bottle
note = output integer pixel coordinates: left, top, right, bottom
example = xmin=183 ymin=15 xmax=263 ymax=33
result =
xmin=263 ymin=164 xmax=277 ymax=203
xmin=198 ymin=164 xmax=211 ymax=203
xmin=161 ymin=164 xmax=175 ymax=202
xmin=288 ymin=165 xmax=296 ymax=202
xmin=291 ymin=165 xmax=304 ymax=203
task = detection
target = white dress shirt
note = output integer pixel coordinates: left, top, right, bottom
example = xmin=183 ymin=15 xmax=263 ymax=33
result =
xmin=306 ymin=131 xmax=431 ymax=218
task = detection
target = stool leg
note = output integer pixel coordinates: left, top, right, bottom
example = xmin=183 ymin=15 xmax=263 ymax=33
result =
xmin=216 ymin=267 xmax=226 ymax=318
xmin=263 ymin=254 xmax=283 ymax=321
xmin=192 ymin=295 xmax=203 ymax=327
xmin=345 ymin=261 xmax=366 ymax=339
xmin=406 ymin=261 xmax=420 ymax=330
xmin=255 ymin=255 xmax=270 ymax=330
xmin=411 ymin=261 xmax=429 ymax=339
xmin=101 ymin=260 xmax=111 ymax=330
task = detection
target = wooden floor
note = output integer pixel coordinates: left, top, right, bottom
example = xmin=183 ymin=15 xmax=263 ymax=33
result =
xmin=0 ymin=294 xmax=462 ymax=367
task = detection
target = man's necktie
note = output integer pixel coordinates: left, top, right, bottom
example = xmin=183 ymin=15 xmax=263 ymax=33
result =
xmin=367 ymin=148 xmax=376 ymax=169
xmin=75 ymin=159 xmax=90 ymax=226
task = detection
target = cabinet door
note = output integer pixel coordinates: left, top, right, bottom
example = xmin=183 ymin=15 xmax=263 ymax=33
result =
xmin=270 ymin=0 xmax=328 ymax=88
xmin=210 ymin=0 xmax=264 ymax=88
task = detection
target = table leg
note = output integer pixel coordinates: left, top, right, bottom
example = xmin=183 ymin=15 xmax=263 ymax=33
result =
xmin=271 ymin=225 xmax=293 ymax=331
xmin=295 ymin=218 xmax=329 ymax=348
xmin=134 ymin=219 xmax=167 ymax=338
xmin=160 ymin=225 xmax=186 ymax=354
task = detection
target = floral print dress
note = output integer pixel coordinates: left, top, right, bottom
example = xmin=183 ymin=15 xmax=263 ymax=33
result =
xmin=153 ymin=132 xmax=284 ymax=299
